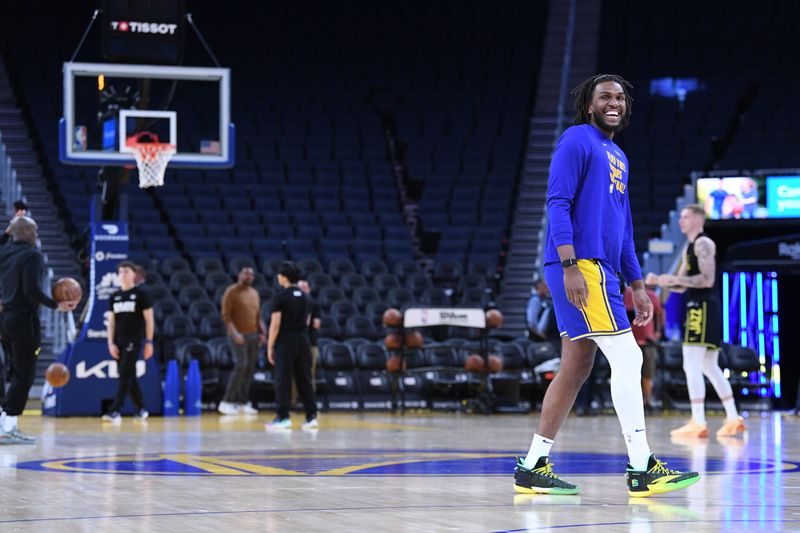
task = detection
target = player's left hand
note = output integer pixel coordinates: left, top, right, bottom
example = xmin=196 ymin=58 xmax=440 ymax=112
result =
xmin=267 ymin=347 xmax=275 ymax=366
xmin=631 ymin=288 xmax=653 ymax=327
xmin=657 ymin=274 xmax=678 ymax=287
xmin=143 ymin=343 xmax=154 ymax=360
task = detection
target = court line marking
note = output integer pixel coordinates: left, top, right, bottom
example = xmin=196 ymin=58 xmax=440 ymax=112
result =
xmin=494 ymin=518 xmax=800 ymax=532
xmin=0 ymin=502 xmax=515 ymax=525
xmin=18 ymin=450 xmax=800 ymax=477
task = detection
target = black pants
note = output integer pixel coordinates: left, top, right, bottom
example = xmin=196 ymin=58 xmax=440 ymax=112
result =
xmin=1 ymin=311 xmax=40 ymax=416
xmin=274 ymin=332 xmax=317 ymax=420
xmin=223 ymin=333 xmax=259 ymax=404
xmin=109 ymin=340 xmax=145 ymax=412
xmin=0 ymin=332 xmax=10 ymax=403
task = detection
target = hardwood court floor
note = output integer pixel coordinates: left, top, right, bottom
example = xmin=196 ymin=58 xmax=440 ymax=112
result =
xmin=1 ymin=410 xmax=798 ymax=532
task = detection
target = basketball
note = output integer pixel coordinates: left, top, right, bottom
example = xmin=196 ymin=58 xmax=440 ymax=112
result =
xmin=382 ymin=307 xmax=403 ymax=327
xmin=384 ymin=332 xmax=403 ymax=351
xmin=464 ymin=354 xmax=485 ymax=372
xmin=386 ymin=355 xmax=406 ymax=373
xmin=52 ymin=277 xmax=82 ymax=302
xmin=488 ymin=355 xmax=503 ymax=373
xmin=45 ymin=362 xmax=70 ymax=388
xmin=405 ymin=330 xmax=424 ymax=349
xmin=485 ymin=309 xmax=503 ymax=328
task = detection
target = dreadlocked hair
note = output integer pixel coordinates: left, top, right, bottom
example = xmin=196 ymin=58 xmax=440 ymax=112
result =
xmin=571 ymin=74 xmax=633 ymax=129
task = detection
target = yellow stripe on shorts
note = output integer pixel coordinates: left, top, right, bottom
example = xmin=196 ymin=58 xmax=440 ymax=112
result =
xmin=577 ymin=260 xmax=616 ymax=334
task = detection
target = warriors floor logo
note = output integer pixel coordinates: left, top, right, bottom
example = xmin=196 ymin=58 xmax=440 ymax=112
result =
xmin=16 ymin=450 xmax=799 ymax=477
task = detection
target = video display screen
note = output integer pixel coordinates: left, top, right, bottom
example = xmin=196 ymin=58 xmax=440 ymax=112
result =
xmin=696 ymin=176 xmax=800 ymax=220
xmin=696 ymin=177 xmax=767 ymax=220
xmin=766 ymin=176 xmax=800 ymax=218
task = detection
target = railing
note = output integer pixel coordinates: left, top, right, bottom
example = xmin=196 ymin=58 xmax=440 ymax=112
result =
xmin=2 ymin=130 xmax=72 ymax=354
xmin=535 ymin=0 xmax=578 ymax=275
xmin=1 ymin=132 xmax=24 ymax=217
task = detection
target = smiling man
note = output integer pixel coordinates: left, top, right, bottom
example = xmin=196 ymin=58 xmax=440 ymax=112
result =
xmin=514 ymin=74 xmax=700 ymax=497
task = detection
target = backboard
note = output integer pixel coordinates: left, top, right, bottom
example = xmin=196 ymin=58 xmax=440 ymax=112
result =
xmin=60 ymin=62 xmax=234 ymax=169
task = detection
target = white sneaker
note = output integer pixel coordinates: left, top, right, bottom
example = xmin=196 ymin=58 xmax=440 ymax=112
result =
xmin=217 ymin=402 xmax=240 ymax=415
xmin=241 ymin=402 xmax=258 ymax=415
xmin=134 ymin=408 xmax=149 ymax=420
xmin=301 ymin=417 xmax=319 ymax=430
xmin=102 ymin=411 xmax=122 ymax=423
xmin=266 ymin=418 xmax=292 ymax=430
xmin=0 ymin=426 xmax=36 ymax=445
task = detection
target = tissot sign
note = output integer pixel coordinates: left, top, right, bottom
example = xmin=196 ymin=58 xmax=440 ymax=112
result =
xmin=109 ymin=21 xmax=179 ymax=34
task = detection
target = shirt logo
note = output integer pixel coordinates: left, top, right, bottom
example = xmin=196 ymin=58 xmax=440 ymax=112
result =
xmin=113 ymin=301 xmax=137 ymax=313
xmin=606 ymin=150 xmax=627 ymax=194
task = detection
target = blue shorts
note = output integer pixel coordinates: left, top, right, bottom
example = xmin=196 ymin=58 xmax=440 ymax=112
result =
xmin=544 ymin=259 xmax=631 ymax=341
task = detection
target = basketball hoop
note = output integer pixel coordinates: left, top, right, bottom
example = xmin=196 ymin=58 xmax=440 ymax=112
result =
xmin=125 ymin=132 xmax=176 ymax=188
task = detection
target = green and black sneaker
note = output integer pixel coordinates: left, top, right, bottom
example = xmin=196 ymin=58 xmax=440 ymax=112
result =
xmin=513 ymin=457 xmax=580 ymax=495
xmin=627 ymin=455 xmax=700 ymax=497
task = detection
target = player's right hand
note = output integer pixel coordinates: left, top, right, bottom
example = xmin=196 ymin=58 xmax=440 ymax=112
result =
xmin=57 ymin=300 xmax=78 ymax=312
xmin=563 ymin=268 xmax=588 ymax=309
xmin=108 ymin=343 xmax=120 ymax=359
xmin=233 ymin=332 xmax=245 ymax=346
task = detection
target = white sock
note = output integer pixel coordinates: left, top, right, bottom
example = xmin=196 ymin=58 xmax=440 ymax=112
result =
xmin=683 ymin=345 xmax=707 ymax=424
xmin=593 ymin=333 xmax=652 ymax=471
xmin=3 ymin=415 xmax=18 ymax=432
xmin=523 ymin=433 xmax=554 ymax=468
xmin=702 ymin=350 xmax=739 ymax=420
xmin=623 ymin=429 xmax=652 ymax=471
xmin=721 ymin=398 xmax=739 ymax=421
xmin=690 ymin=401 xmax=707 ymax=425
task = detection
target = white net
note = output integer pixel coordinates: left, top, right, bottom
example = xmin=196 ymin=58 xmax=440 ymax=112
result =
xmin=131 ymin=143 xmax=176 ymax=188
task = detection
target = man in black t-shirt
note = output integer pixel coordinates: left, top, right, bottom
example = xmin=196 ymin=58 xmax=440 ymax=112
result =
xmin=266 ymin=262 xmax=317 ymax=430
xmin=102 ymin=261 xmax=154 ymax=423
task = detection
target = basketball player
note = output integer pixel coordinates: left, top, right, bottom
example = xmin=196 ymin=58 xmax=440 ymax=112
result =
xmin=102 ymin=261 xmax=154 ymax=422
xmin=648 ymin=204 xmax=746 ymax=438
xmin=0 ymin=217 xmax=77 ymax=444
xmin=514 ymin=74 xmax=699 ymax=497
xmin=266 ymin=262 xmax=318 ymax=430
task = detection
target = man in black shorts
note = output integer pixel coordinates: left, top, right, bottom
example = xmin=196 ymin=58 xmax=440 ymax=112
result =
xmin=266 ymin=262 xmax=317 ymax=430
xmin=102 ymin=261 xmax=154 ymax=422
xmin=0 ymin=217 xmax=78 ymax=443
xmin=649 ymin=204 xmax=745 ymax=438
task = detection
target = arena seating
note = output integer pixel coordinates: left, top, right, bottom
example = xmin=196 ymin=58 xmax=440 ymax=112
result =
xmin=598 ymin=0 xmax=800 ymax=250
xmin=2 ymin=0 xmax=783 ymax=410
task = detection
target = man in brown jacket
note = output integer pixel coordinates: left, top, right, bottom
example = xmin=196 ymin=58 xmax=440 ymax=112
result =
xmin=219 ymin=266 xmax=266 ymax=415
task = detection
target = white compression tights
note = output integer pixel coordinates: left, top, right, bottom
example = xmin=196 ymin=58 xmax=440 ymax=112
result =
xmin=682 ymin=345 xmax=737 ymax=422
xmin=593 ymin=332 xmax=651 ymax=469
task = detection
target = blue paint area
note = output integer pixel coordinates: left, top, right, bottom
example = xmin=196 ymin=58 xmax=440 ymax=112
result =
xmin=74 ymin=458 xmax=210 ymax=474
xmin=15 ymin=450 xmax=800 ymax=477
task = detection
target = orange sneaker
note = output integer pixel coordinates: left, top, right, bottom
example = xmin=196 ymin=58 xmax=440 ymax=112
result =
xmin=716 ymin=416 xmax=747 ymax=437
xmin=670 ymin=420 xmax=709 ymax=438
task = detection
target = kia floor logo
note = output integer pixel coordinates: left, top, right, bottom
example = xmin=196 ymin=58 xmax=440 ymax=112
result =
xmin=75 ymin=360 xmax=146 ymax=379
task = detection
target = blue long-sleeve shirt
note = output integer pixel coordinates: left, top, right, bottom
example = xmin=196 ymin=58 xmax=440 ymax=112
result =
xmin=544 ymin=124 xmax=643 ymax=283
